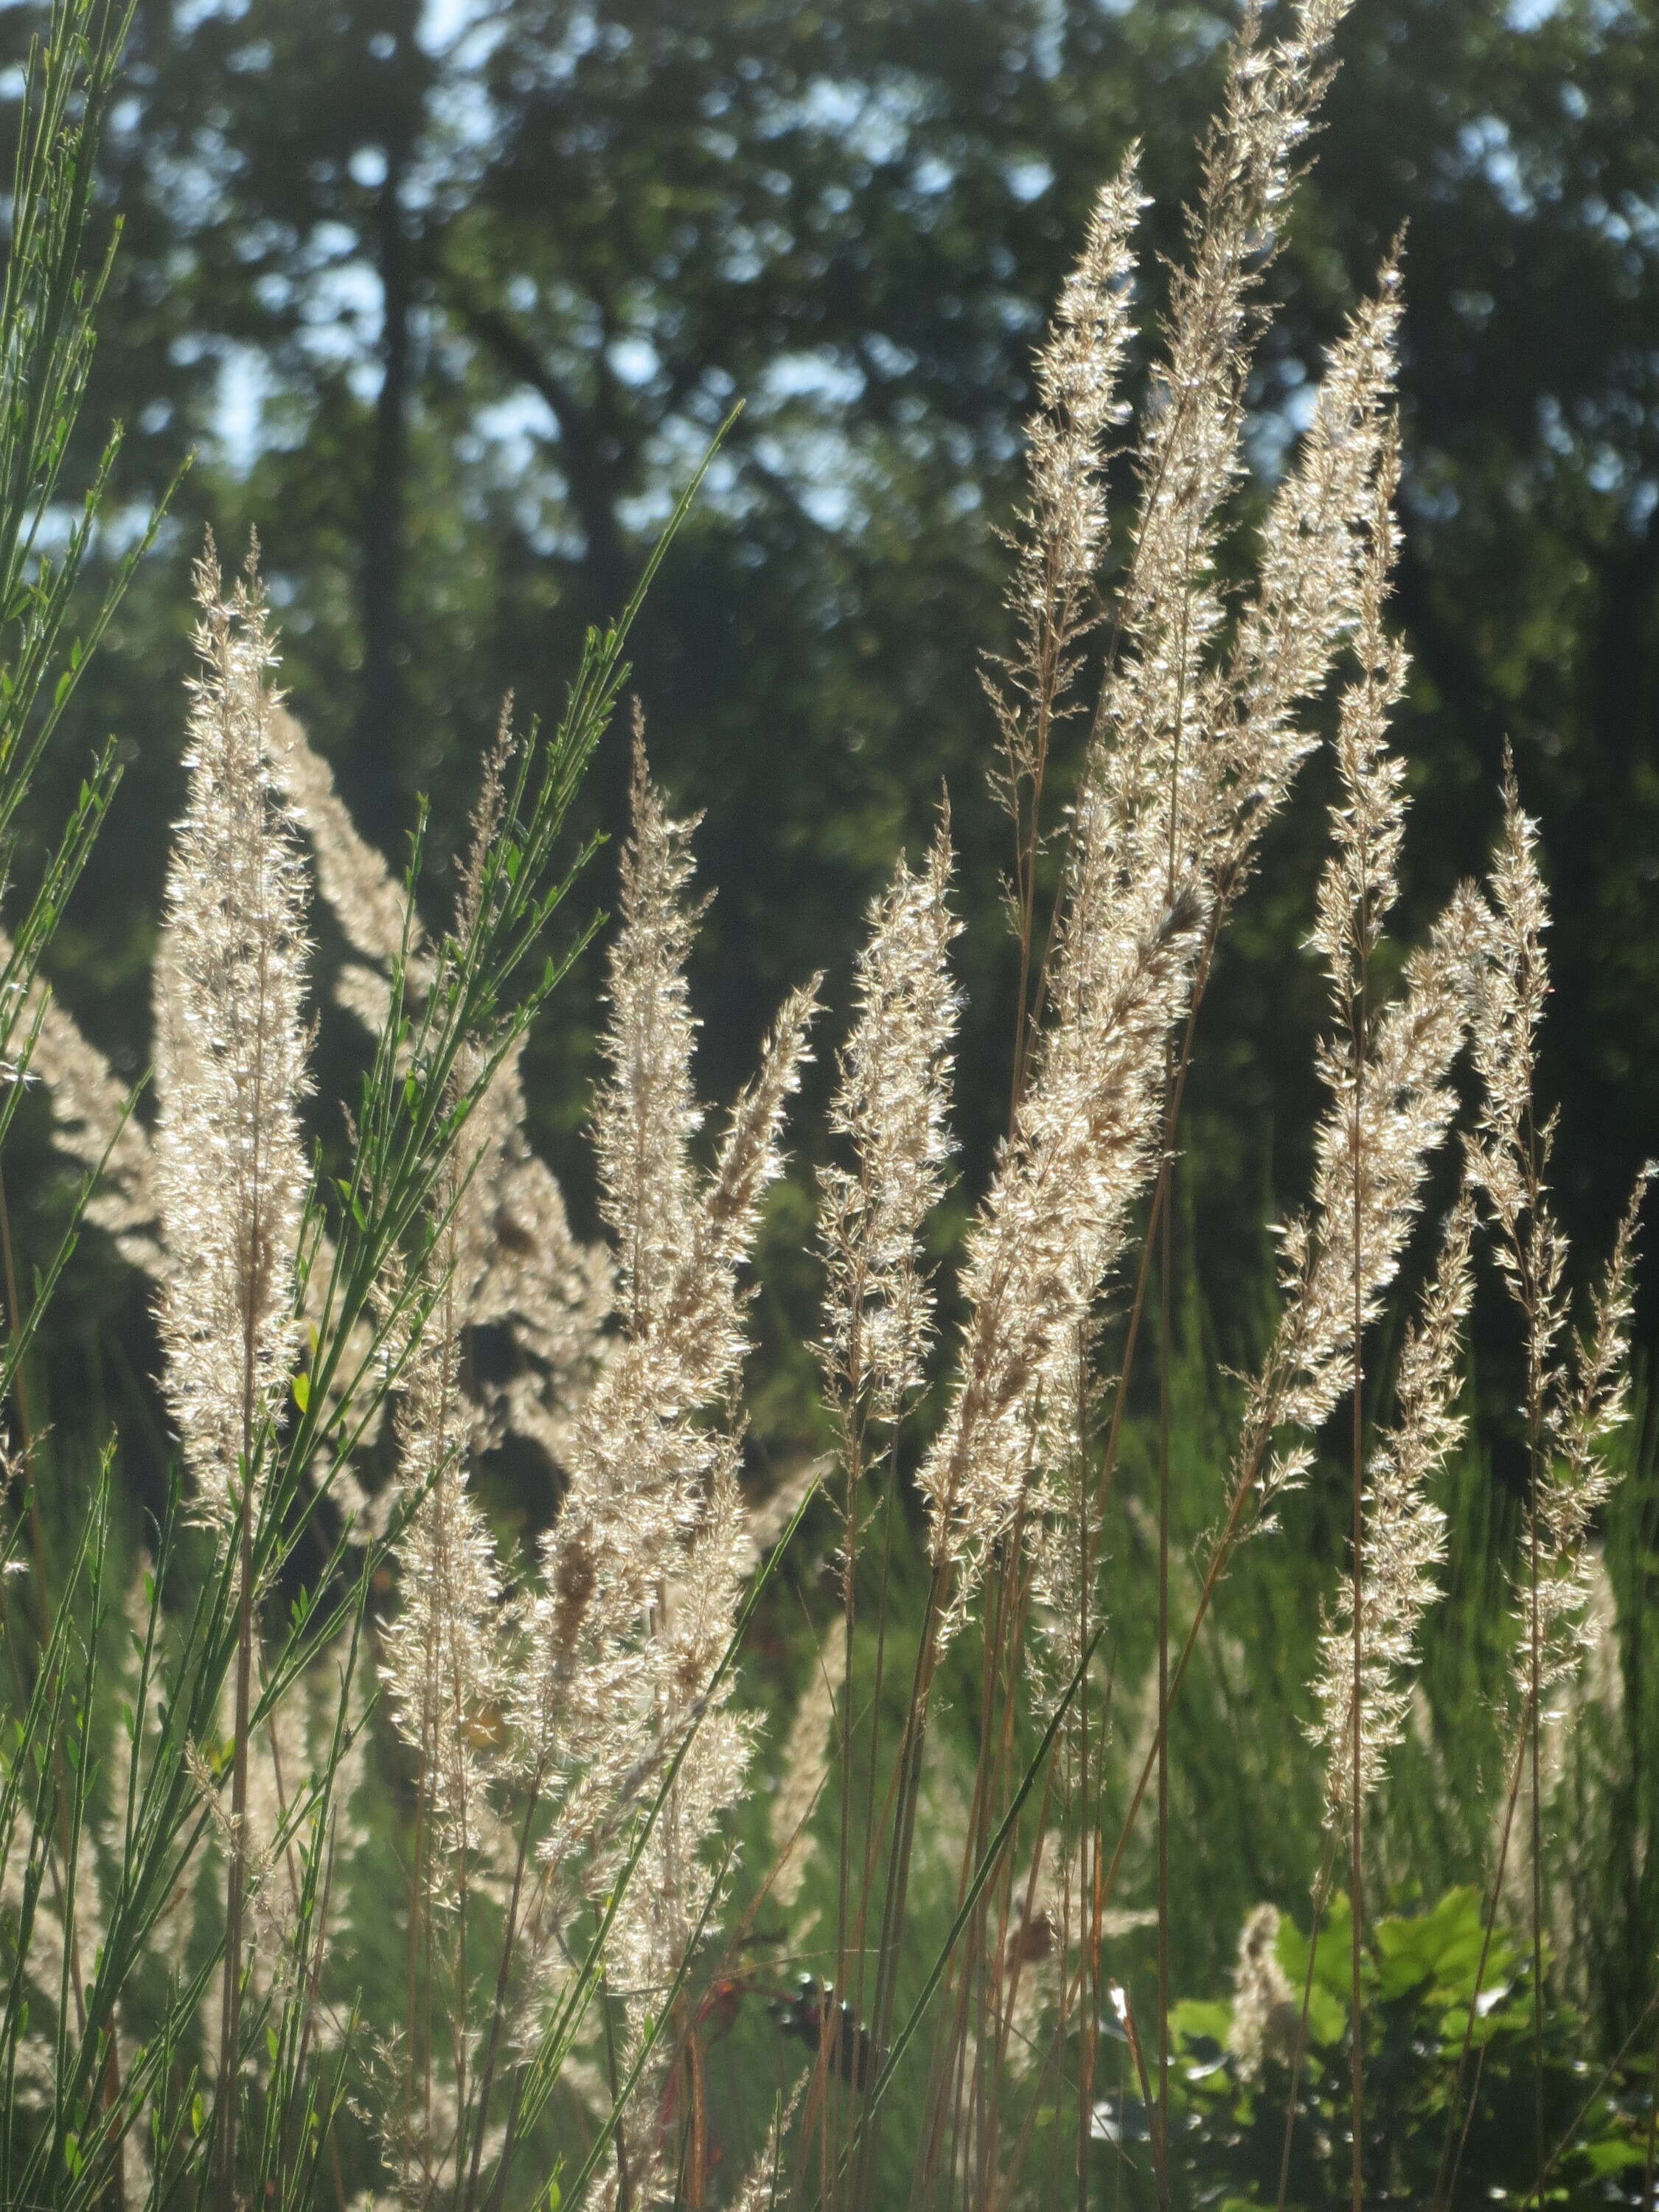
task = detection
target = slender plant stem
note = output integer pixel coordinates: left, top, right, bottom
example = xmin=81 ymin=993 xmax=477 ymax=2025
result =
xmin=1155 ymin=1148 xmax=1173 ymax=2210
xmin=1435 ymin=1707 xmax=1532 ymax=2208
xmin=1276 ymin=1840 xmax=1338 ymax=2212
xmin=1349 ymin=935 xmax=1370 ymax=2212
xmin=1529 ymin=1479 xmax=1545 ymax=2204
xmin=855 ymin=1555 xmax=948 ymax=2208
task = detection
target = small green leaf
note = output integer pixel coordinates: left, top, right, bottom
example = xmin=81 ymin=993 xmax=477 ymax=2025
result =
xmin=291 ymin=1370 xmax=310 ymax=1413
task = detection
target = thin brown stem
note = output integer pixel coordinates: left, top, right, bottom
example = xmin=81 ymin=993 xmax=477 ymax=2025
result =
xmin=1155 ymin=1150 xmax=1172 ymax=2210
xmin=1435 ymin=1708 xmax=1532 ymax=2208
xmin=1529 ymin=1482 xmax=1545 ymax=2202
xmin=598 ymin=1965 xmax=632 ymax=2212
xmin=216 ymin=902 xmax=277 ymax=2212
xmin=848 ymin=1554 xmax=950 ymax=2212
xmin=460 ymin=1750 xmax=550 ymax=2212
xmin=1276 ymin=1840 xmax=1339 ymax=2212
xmin=1349 ymin=945 xmax=1369 ymax=2212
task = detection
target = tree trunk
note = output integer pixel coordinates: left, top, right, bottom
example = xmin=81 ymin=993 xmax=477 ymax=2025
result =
xmin=358 ymin=132 xmax=414 ymax=841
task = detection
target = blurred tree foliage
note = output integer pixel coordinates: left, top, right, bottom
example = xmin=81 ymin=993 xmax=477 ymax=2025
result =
xmin=3 ymin=0 xmax=1656 ymax=1465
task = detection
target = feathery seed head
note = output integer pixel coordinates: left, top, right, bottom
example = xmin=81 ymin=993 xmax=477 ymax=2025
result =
xmin=504 ymin=748 xmax=817 ymax=2191
xmin=821 ymin=817 xmax=961 ymax=1427
xmin=1227 ymin=1904 xmax=1301 ymax=2081
xmin=1311 ymin=1194 xmax=1474 ymax=1821
xmin=594 ymin=728 xmax=708 ymax=1338
xmin=154 ymin=538 xmax=313 ymax=1531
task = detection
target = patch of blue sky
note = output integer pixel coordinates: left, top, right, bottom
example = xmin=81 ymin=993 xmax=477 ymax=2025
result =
xmin=224 ymin=36 xmax=272 ymax=76
xmin=1589 ymin=193 xmax=1659 ymax=252
xmin=777 ymin=74 xmax=921 ymax=164
xmin=420 ymin=0 xmax=505 ymax=158
xmin=1455 ymin=116 xmax=1536 ymax=218
xmin=762 ymin=352 xmax=867 ymax=408
xmin=175 ymin=0 xmax=244 ymax=32
xmin=611 ymin=412 xmax=867 ymax=538
xmin=1247 ymin=372 xmax=1318 ymax=484
xmin=98 ymin=498 xmax=173 ymax=563
xmin=609 ymin=337 xmax=662 ymax=389
xmin=794 ymin=479 xmax=860 ymax=532
xmin=1585 ymin=446 xmax=1628 ymax=495
xmin=1005 ymin=158 xmax=1055 ymax=205
xmin=294 ymin=259 xmax=384 ymax=369
xmin=422 ymin=0 xmax=483 ymax=53
xmin=471 ymin=390 xmax=561 ymax=483
xmin=213 ymin=347 xmax=269 ymax=474
xmin=206 ymin=257 xmax=383 ymax=473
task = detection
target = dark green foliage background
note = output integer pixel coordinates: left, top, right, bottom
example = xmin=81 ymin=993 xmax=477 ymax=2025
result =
xmin=4 ymin=0 xmax=1654 ymax=1267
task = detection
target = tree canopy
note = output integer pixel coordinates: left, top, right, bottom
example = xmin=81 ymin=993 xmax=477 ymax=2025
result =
xmin=5 ymin=0 xmax=1656 ymax=1444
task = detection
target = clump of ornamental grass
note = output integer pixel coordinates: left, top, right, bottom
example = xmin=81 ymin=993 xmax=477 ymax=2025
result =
xmin=3 ymin=1 xmax=1652 ymax=2208
xmin=0 ymin=236 xmax=707 ymax=2199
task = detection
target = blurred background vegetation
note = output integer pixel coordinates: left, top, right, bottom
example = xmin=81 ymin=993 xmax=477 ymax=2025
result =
xmin=6 ymin=0 xmax=1654 ymax=1256
xmin=4 ymin=0 xmax=1659 ymax=2155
